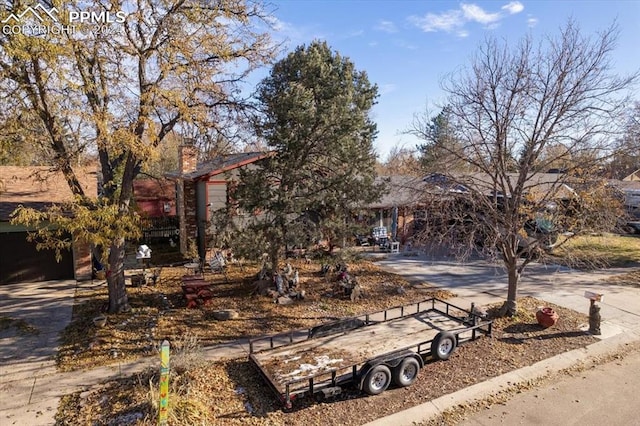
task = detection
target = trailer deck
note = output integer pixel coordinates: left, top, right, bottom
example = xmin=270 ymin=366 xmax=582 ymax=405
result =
xmin=249 ymin=298 xmax=493 ymax=405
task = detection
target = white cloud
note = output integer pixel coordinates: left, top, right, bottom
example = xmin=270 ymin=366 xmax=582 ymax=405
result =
xmin=379 ymin=83 xmax=397 ymax=95
xmin=408 ymin=10 xmax=464 ymax=33
xmin=264 ymin=17 xmax=327 ymax=50
xmin=409 ymin=2 xmax=524 ymax=36
xmin=264 ymin=15 xmax=286 ymax=31
xmin=375 ymin=20 xmax=398 ymax=33
xmin=461 ymin=3 xmax=501 ymax=25
xmin=527 ymin=17 xmax=539 ymax=27
xmin=396 ymin=40 xmax=419 ymax=50
xmin=502 ymin=1 xmax=524 ymax=15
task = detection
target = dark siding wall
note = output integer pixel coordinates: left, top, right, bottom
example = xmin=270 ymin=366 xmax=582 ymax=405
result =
xmin=0 ymin=232 xmax=74 ymax=284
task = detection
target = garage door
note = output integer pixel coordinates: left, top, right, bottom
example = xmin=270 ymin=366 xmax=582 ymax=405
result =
xmin=0 ymin=232 xmax=74 ymax=284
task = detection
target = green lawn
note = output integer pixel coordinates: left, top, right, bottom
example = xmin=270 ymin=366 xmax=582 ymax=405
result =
xmin=553 ymin=233 xmax=640 ymax=268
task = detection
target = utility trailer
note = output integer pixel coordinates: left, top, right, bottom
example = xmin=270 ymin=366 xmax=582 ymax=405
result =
xmin=249 ymin=297 xmax=493 ymax=409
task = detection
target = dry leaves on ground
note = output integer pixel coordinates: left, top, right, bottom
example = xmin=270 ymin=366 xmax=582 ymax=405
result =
xmin=0 ymin=315 xmax=40 ymax=336
xmin=57 ymin=293 xmax=598 ymax=426
xmin=57 ymin=259 xmax=452 ymax=371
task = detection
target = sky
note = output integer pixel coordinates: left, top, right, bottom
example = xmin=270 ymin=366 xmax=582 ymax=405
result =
xmin=259 ymin=1 xmax=640 ymax=161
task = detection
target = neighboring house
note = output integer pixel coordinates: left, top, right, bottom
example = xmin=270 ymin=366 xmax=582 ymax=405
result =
xmin=615 ymin=176 xmax=640 ymax=219
xmin=366 ymin=175 xmax=427 ymax=243
xmin=0 ymin=166 xmax=96 ymax=284
xmin=421 ymin=172 xmax=581 ymax=199
xmin=620 ymin=170 xmax=640 ymax=213
xmin=167 ymin=146 xmax=271 ymax=257
xmin=365 ymin=172 xmax=570 ymax=243
xmin=367 ymin=172 xmax=632 ymax=244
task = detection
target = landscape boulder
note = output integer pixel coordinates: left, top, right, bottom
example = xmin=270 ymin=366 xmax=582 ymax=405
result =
xmin=212 ymin=310 xmax=239 ymax=321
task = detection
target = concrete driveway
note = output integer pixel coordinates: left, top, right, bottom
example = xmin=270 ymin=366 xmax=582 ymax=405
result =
xmin=0 ymin=279 xmax=77 ymax=425
xmin=0 ymin=280 xmax=77 ymax=369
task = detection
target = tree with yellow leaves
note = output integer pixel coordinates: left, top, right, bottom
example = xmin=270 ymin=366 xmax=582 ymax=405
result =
xmin=2 ymin=0 xmax=276 ymax=312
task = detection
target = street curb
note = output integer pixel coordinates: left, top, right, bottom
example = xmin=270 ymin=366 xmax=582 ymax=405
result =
xmin=363 ymin=329 xmax=640 ymax=426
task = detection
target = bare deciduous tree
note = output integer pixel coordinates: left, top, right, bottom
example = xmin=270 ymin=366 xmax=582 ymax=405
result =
xmin=409 ymin=21 xmax=638 ymax=316
xmin=606 ymin=102 xmax=640 ymax=179
xmin=376 ymin=144 xmax=422 ymax=177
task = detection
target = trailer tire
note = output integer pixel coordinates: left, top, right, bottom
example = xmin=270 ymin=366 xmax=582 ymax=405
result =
xmin=362 ymin=365 xmax=391 ymax=395
xmin=431 ymin=331 xmax=457 ymax=360
xmin=392 ymin=357 xmax=420 ymax=387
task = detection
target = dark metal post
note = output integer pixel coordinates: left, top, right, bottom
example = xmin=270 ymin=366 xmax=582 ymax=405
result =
xmin=588 ymin=299 xmax=602 ymax=335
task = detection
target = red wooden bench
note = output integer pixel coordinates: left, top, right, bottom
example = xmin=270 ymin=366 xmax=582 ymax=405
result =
xmin=181 ymin=277 xmax=214 ymax=308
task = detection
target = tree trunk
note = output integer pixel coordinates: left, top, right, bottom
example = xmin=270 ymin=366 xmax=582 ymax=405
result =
xmin=103 ymin=154 xmax=137 ymax=314
xmin=500 ymin=260 xmax=519 ymax=317
xmin=269 ymin=240 xmax=280 ymax=274
xmin=106 ymin=236 xmax=130 ymax=313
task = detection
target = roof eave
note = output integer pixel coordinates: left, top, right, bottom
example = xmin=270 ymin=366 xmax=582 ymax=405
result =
xmin=193 ymin=152 xmax=273 ymax=181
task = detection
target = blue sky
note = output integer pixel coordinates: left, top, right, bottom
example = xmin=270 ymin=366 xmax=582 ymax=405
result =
xmin=260 ymin=1 xmax=640 ymax=161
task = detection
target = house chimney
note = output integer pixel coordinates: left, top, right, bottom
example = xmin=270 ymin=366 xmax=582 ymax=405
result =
xmin=179 ymin=144 xmax=198 ymax=175
xmin=177 ymin=143 xmax=198 ymax=255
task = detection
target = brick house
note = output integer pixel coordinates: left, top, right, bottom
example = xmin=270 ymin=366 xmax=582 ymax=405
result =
xmin=168 ymin=146 xmax=271 ymax=257
xmin=133 ymin=178 xmax=177 ymax=218
xmin=0 ymin=166 xmax=96 ymax=284
xmin=367 ymin=172 xmax=638 ymax=246
xmin=132 ymin=178 xmax=179 ymax=243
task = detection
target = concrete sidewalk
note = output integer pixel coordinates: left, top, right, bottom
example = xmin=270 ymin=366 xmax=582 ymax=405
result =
xmin=1 ymin=255 xmax=640 ymax=425
xmin=0 ymin=341 xmax=251 ymax=426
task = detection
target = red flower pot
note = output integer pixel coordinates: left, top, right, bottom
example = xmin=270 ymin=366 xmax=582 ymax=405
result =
xmin=536 ymin=307 xmax=559 ymax=328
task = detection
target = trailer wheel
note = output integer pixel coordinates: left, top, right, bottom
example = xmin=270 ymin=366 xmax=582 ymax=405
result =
xmin=392 ymin=357 xmax=420 ymax=387
xmin=431 ymin=331 xmax=457 ymax=360
xmin=362 ymin=365 xmax=391 ymax=395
